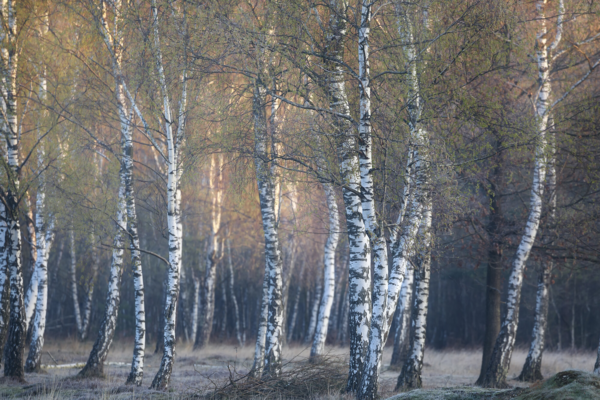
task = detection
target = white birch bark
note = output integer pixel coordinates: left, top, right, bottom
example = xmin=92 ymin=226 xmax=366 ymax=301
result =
xmin=1 ymin=0 xmax=26 ymax=380
xmin=396 ymin=200 xmax=433 ymax=390
xmin=24 ymin=60 xmax=54 ymax=371
xmin=519 ymin=119 xmax=558 ymax=382
xmin=70 ymin=229 xmax=83 ymax=335
xmin=196 ymin=154 xmax=223 ymax=348
xmin=390 ymin=264 xmax=414 ymax=369
xmin=481 ymin=0 xmax=553 ymax=387
xmin=519 ymin=1 xmax=565 ymax=382
xmin=23 ymin=264 xmax=39 ymax=330
xmin=125 ymin=116 xmax=145 ymax=386
xmin=310 ymin=183 xmax=340 ymax=358
xmin=24 ymin=223 xmax=54 ymax=372
xmin=322 ymin=1 xmax=372 ymax=391
xmin=79 ymin=0 xmax=130 ymax=379
xmin=305 ymin=270 xmax=322 ymax=344
xmin=190 ymin=271 xmax=200 ymax=345
xmin=253 ymin=78 xmax=284 ymax=378
xmin=226 ymin=238 xmax=243 ymax=347
xmin=250 ymin=258 xmax=269 ymax=378
xmin=80 ymin=230 xmax=99 ymax=341
xmin=149 ymin=0 xmax=188 ymax=388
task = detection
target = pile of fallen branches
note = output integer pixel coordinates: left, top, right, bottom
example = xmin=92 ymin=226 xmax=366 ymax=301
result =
xmin=205 ymin=356 xmax=348 ymax=399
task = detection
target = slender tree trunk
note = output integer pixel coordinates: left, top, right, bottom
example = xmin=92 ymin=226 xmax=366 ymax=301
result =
xmin=80 ymin=231 xmax=99 ymax=341
xmin=304 ymin=269 xmax=322 ymax=345
xmin=196 ymin=154 xmax=223 ymax=349
xmin=323 ymin=1 xmax=372 ymax=391
xmin=77 ymin=166 xmax=127 ymax=379
xmin=250 ymin=259 xmax=269 ymax=378
xmin=24 ymin=69 xmax=55 ymax=371
xmin=190 ymin=272 xmax=200 ymax=345
xmin=0 ymin=202 xmax=9 ymax=366
xmin=476 ymin=152 xmax=504 ymax=384
xmin=70 ymin=229 xmax=83 ymax=336
xmin=125 ymin=132 xmax=146 ymax=386
xmin=310 ymin=183 xmax=340 ymax=359
xmin=226 ymin=238 xmax=243 ymax=347
xmin=253 ymin=79 xmax=284 ymax=378
xmin=149 ymin=0 xmax=188 ymax=388
xmin=24 ymin=226 xmax=54 ymax=373
xmin=480 ymin=1 xmax=553 ymax=387
xmin=180 ymin=266 xmax=190 ymax=342
xmin=23 ymin=267 xmax=39 ymax=331
xmin=519 ymin=120 xmax=558 ymax=382
xmin=390 ymin=265 xmax=414 ymax=370
xmin=287 ymin=260 xmax=304 ymax=343
xmin=396 ymin=201 xmax=433 ymax=390
xmin=198 ymin=244 xmax=218 ymax=348
xmin=219 ymin=260 xmax=228 ymax=338
xmin=79 ymin=1 xmax=131 ymax=377
xmin=3 ymin=0 xmax=26 ymax=380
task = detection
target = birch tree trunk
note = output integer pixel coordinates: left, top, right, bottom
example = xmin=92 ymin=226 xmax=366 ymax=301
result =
xmin=125 ymin=126 xmax=146 ymax=386
xmin=2 ymin=0 xmax=27 ymax=380
xmin=0 ymin=202 xmax=9 ymax=365
xmin=24 ymin=225 xmax=54 ymax=373
xmin=190 ymin=271 xmax=200 ymax=346
xmin=79 ymin=0 xmax=130 ymax=379
xmin=304 ymin=269 xmax=322 ymax=345
xmin=480 ymin=0 xmax=554 ymax=387
xmin=25 ymin=56 xmax=55 ymax=372
xmin=149 ymin=0 xmax=188 ymax=388
xmin=70 ymin=229 xmax=83 ymax=336
xmin=226 ymin=238 xmax=243 ymax=347
xmin=390 ymin=265 xmax=414 ymax=370
xmin=310 ymin=183 xmax=340 ymax=359
xmin=518 ymin=119 xmax=558 ymax=382
xmin=253 ymin=79 xmax=284 ymax=378
xmin=77 ymin=160 xmax=127 ymax=379
xmin=249 ymin=259 xmax=269 ymax=378
xmin=323 ymin=1 xmax=372 ymax=391
xmin=396 ymin=201 xmax=433 ymax=390
xmin=80 ymin=230 xmax=100 ymax=341
xmin=196 ymin=154 xmax=223 ymax=348
xmin=287 ymin=260 xmax=305 ymax=343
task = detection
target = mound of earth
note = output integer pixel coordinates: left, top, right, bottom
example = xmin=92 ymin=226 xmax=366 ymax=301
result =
xmin=386 ymin=370 xmax=600 ymax=400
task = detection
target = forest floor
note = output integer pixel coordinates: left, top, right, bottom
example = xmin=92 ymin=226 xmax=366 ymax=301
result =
xmin=0 ymin=339 xmax=595 ymax=399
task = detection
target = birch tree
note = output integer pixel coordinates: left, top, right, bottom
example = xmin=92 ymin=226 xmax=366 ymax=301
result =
xmin=481 ymin=0 xmax=600 ymax=387
xmin=226 ymin=237 xmax=243 ymax=347
xmin=253 ymin=76 xmax=285 ymax=377
xmin=389 ymin=265 xmax=414 ymax=370
xmin=25 ymin=24 xmax=57 ymax=370
xmin=148 ymin=0 xmax=188 ymax=388
xmin=78 ymin=0 xmax=137 ymax=379
xmin=396 ymin=200 xmax=433 ymax=390
xmin=1 ymin=0 xmax=27 ymax=381
xmin=196 ymin=153 xmax=224 ymax=349
xmin=310 ymin=183 xmax=340 ymax=359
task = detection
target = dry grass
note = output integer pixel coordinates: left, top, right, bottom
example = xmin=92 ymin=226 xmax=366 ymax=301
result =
xmin=0 ymin=339 xmax=596 ymax=399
